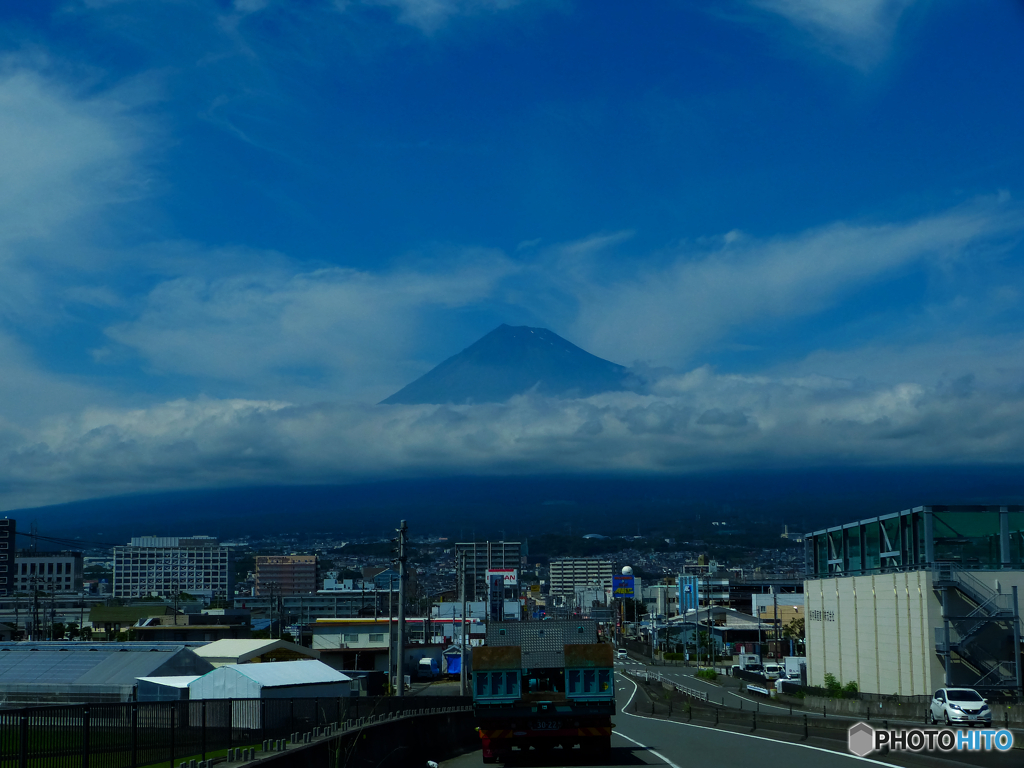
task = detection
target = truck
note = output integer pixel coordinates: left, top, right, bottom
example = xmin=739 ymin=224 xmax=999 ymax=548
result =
xmin=737 ymin=653 xmax=760 ymax=669
xmin=472 ymin=619 xmax=615 ymax=763
xmin=418 ymin=657 xmax=440 ymax=680
xmin=782 ymin=656 xmax=805 ymax=682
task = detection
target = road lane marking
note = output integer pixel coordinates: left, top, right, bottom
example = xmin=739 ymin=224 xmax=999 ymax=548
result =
xmin=614 ymin=731 xmax=682 ymax=768
xmin=617 ymin=676 xmax=898 ymax=767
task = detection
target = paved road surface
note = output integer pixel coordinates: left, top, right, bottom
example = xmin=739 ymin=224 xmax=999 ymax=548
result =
xmin=441 ymin=673 xmax=1018 ymax=768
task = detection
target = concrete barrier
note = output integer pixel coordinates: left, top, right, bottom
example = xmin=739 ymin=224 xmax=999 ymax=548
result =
xmin=253 ymin=710 xmax=478 ymax=768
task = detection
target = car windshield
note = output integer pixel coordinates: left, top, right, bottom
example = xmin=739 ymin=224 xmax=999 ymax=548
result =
xmin=947 ymin=689 xmax=983 ymax=702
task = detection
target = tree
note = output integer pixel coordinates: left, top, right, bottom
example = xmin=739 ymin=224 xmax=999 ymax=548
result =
xmin=783 ymin=616 xmax=805 ymax=640
xmin=696 ymin=631 xmax=716 ymax=661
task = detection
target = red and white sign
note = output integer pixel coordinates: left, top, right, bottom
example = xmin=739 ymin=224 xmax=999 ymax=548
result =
xmin=486 ymin=568 xmax=518 ymax=586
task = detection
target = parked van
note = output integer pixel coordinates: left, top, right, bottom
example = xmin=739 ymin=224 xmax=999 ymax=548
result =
xmin=418 ymin=657 xmax=440 ymax=680
xmin=762 ymin=663 xmax=781 ymax=681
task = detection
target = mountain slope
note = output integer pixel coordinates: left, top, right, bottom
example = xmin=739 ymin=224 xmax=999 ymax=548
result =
xmin=381 ymin=324 xmax=629 ymax=405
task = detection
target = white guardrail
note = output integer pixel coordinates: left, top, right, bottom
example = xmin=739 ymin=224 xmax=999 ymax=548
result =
xmin=631 ymin=670 xmax=709 ymax=703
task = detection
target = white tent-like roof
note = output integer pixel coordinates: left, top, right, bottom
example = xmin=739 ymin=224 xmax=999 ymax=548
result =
xmin=189 ymin=660 xmax=351 ymax=700
xmin=193 ymin=639 xmax=319 ymax=667
xmin=137 ymin=675 xmax=200 ymax=688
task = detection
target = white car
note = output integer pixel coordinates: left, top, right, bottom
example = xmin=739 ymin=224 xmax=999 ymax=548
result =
xmin=929 ymin=688 xmax=991 ymax=727
xmin=616 ymin=649 xmax=628 ymax=660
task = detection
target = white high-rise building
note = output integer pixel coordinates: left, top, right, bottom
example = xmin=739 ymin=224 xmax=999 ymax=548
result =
xmin=549 ymin=558 xmax=614 ymax=597
xmin=113 ymin=536 xmax=234 ymax=601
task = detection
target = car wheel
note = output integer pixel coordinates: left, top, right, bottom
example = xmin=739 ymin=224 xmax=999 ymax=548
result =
xmin=944 ymin=712 xmax=951 ymax=726
xmin=929 ymin=712 xmax=936 ymax=725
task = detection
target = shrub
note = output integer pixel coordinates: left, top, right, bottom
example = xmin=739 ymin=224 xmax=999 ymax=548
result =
xmin=696 ymin=668 xmax=718 ymax=682
xmin=823 ymin=672 xmax=842 ymax=698
xmin=843 ymin=680 xmax=859 ymax=698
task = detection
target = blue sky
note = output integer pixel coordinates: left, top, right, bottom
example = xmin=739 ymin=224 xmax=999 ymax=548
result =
xmin=2 ymin=0 xmax=1024 ymax=509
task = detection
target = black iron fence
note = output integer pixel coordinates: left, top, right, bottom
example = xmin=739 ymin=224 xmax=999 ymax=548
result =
xmin=0 ymin=695 xmax=471 ymax=768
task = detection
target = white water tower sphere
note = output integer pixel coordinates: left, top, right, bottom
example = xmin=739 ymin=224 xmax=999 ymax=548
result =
xmin=621 ymin=566 xmax=633 ymax=576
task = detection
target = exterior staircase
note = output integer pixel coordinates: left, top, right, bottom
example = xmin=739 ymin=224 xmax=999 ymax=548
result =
xmin=932 ymin=563 xmax=1022 ymax=693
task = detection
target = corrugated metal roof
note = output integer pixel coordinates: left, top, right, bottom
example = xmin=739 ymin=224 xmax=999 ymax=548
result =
xmin=210 ymin=660 xmax=350 ymax=687
xmin=0 ymin=646 xmax=212 ymax=686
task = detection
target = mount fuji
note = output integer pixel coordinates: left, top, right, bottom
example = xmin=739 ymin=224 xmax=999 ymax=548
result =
xmin=381 ymin=324 xmax=631 ymax=405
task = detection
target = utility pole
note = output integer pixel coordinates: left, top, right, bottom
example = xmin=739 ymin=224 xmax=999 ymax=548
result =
xmin=32 ymin=578 xmax=40 ymax=642
xmin=396 ymin=520 xmax=408 ymax=697
xmin=707 ymin=571 xmax=713 ymax=667
xmin=388 ymin=575 xmax=396 ymax=692
xmin=772 ymin=587 xmax=779 ymax=661
xmin=460 ymin=550 xmax=468 ymax=696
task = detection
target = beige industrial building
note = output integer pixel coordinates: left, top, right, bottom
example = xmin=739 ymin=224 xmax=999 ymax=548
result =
xmin=804 ymin=505 xmax=1024 ymax=696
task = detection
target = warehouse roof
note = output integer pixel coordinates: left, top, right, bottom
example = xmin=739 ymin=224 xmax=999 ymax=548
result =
xmin=0 ymin=643 xmax=214 ymax=692
xmin=193 ymin=639 xmax=319 ymax=665
xmin=204 ymin=660 xmax=350 ymax=688
xmin=136 ymin=675 xmax=200 ymax=689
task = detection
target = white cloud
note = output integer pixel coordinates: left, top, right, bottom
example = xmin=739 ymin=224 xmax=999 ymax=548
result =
xmin=554 ymin=200 xmax=1024 ymax=368
xmin=0 ymin=61 xmax=154 ymax=425
xmin=748 ymin=0 xmax=917 ymax=67
xmin=0 ymin=65 xmax=148 ymax=248
xmin=779 ymin=334 xmax=1024 ymax=392
xmin=360 ymin=0 xmax=525 ymax=33
xmin=104 ymin=252 xmax=519 ymax=400
xmin=4 ymin=365 xmax=1024 ymax=510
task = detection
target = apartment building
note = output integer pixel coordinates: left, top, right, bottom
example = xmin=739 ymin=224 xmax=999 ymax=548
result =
xmin=548 ymin=558 xmax=613 ymax=597
xmin=255 ymin=555 xmax=318 ymax=596
xmin=454 ymin=541 xmax=524 ymax=601
xmin=14 ymin=551 xmax=84 ymax=594
xmin=0 ymin=519 xmax=13 ymax=598
xmin=113 ymin=536 xmax=234 ymax=601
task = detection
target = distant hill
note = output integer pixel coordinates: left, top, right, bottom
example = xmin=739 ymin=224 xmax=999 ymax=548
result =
xmin=11 ymin=466 xmax=1024 ymax=543
xmin=381 ymin=324 xmax=629 ymax=405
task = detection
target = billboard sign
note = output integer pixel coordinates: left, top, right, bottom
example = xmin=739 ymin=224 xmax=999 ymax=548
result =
xmin=486 ymin=568 xmax=518 ymax=586
xmin=612 ymin=574 xmax=635 ymax=598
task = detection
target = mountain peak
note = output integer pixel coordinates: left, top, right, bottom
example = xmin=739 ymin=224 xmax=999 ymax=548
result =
xmin=381 ymin=325 xmax=628 ymax=405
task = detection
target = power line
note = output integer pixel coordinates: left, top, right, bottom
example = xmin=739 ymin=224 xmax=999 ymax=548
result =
xmin=14 ymin=531 xmax=119 ymax=548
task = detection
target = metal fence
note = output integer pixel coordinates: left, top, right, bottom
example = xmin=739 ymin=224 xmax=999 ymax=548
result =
xmin=0 ymin=695 xmax=471 ymax=768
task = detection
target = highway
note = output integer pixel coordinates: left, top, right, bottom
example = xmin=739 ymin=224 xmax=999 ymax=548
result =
xmin=440 ymin=663 xmax=1021 ymax=768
